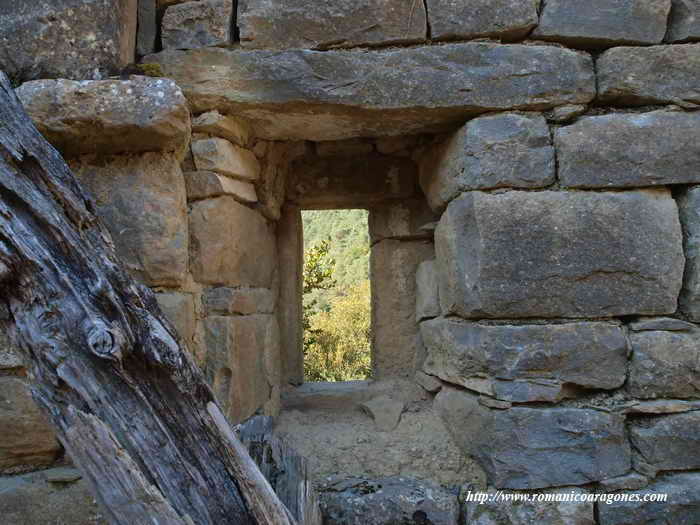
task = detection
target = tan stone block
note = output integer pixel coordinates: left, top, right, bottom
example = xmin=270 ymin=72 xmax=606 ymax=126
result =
xmin=192 ymin=111 xmax=252 ymax=147
xmin=191 ymin=138 xmax=261 ymax=181
xmin=0 ymin=378 xmax=60 ymax=472
xmin=184 ymin=171 xmax=258 ymax=203
xmin=156 ymin=292 xmax=196 ymax=347
xmin=72 ymin=153 xmax=188 ymax=287
xmin=189 ymin=196 xmax=276 ymax=287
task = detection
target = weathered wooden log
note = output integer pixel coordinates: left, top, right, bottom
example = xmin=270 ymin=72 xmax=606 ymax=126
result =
xmin=238 ymin=416 xmax=322 ymax=525
xmin=0 ymin=70 xmax=295 ymax=525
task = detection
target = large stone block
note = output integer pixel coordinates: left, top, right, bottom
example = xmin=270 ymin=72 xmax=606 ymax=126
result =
xmin=556 ymin=111 xmax=700 ymax=188
xmin=630 ymin=412 xmax=700 ymax=471
xmin=0 ymin=468 xmax=105 ymax=525
xmin=238 ymin=0 xmax=426 ymax=50
xmin=368 ymin=199 xmax=438 ymax=243
xmin=419 ymin=112 xmax=555 ymax=211
xmin=435 ymin=190 xmax=684 ymax=319
xmin=0 ymin=0 xmax=135 ymax=83
xmin=0 ymin=378 xmax=60 ymax=472
xmin=422 ymin=318 xmax=628 ymax=402
xmin=598 ymin=473 xmax=700 ymax=525
xmin=667 ymin=0 xmax=700 ymax=42
xmin=136 ymin=0 xmax=157 ymax=56
xmin=202 ymin=315 xmax=278 ymax=423
xmin=288 ymin=154 xmax=418 ymax=208
xmin=192 ymin=111 xmax=252 ymax=147
xmin=598 ymin=44 xmax=700 ymax=107
xmin=678 ymin=187 xmax=700 ymax=321
xmin=428 ymin=0 xmax=539 ymax=41
xmin=71 ymin=153 xmax=188 ymax=287
xmin=190 ymin=196 xmax=276 ymax=288
xmin=17 ymin=77 xmax=190 ymax=158
xmin=371 ymin=240 xmax=435 ymax=378
xmin=435 ymin=387 xmax=630 ymax=489
xmin=145 ymin=44 xmax=595 ymax=140
xmin=191 ymin=138 xmax=260 ymax=181
xmin=161 ymin=0 xmax=233 ymax=50
xmin=628 ymin=329 xmax=700 ymax=399
xmin=156 ymin=292 xmax=195 ymax=348
xmin=533 ymin=0 xmax=671 ymax=47
xmin=319 ymin=477 xmax=459 ymax=525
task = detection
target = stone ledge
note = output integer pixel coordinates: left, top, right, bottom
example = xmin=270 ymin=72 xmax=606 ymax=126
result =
xmin=144 ymin=43 xmax=595 ymax=140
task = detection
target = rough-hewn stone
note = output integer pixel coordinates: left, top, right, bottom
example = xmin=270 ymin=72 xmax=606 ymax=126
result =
xmin=288 ymin=154 xmax=418 ymax=208
xmin=204 ymin=287 xmax=276 ymax=316
xmin=667 ymin=0 xmax=700 ymax=42
xmin=257 ymin=142 xmax=307 ymax=221
xmin=184 ymin=171 xmax=258 ymax=203
xmin=369 ymin=199 xmax=439 ymax=243
xmin=627 ymin=330 xmax=700 ymax=399
xmin=415 ymin=260 xmax=440 ymax=321
xmin=0 ymin=0 xmax=136 ymax=83
xmin=0 ymin=378 xmax=60 ymax=472
xmin=597 ymin=473 xmax=700 ymax=525
xmin=435 ymin=190 xmax=684 ymax=319
xmin=435 ymin=387 xmax=630 ymax=489
xmin=238 ymin=0 xmax=426 ymax=50
xmin=202 ymin=315 xmax=279 ymax=423
xmin=17 ymin=77 xmax=191 ymax=157
xmin=556 ymin=111 xmax=700 ymax=188
xmin=319 ymin=476 xmax=459 ymax=525
xmin=161 ymin=0 xmax=233 ymax=50
xmin=678 ymin=187 xmax=700 ymax=321
xmin=429 ymin=0 xmax=539 ymax=41
xmin=71 ymin=153 xmax=188 ymax=287
xmin=190 ymin=196 xmax=276 ymax=287
xmin=371 ymin=240 xmax=435 ymax=378
xmin=464 ymin=488 xmax=595 ymax=525
xmin=598 ymin=44 xmax=700 ymax=107
xmin=0 ymin=468 xmax=105 ymax=525
xmin=360 ymin=395 xmax=405 ymax=433
xmin=533 ymin=0 xmax=671 ymax=47
xmin=145 ymin=44 xmax=595 ymax=140
xmin=192 ymin=111 xmax=252 ymax=147
xmin=156 ymin=292 xmax=195 ymax=347
xmin=191 ymin=138 xmax=260 ymax=181
xmin=420 ymin=112 xmax=555 ymax=211
xmin=629 ymin=412 xmax=700 ymax=471
xmin=422 ymin=318 xmax=627 ymax=401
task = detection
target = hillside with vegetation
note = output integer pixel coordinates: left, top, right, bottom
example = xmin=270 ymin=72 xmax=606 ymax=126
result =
xmin=301 ymin=210 xmax=372 ymax=381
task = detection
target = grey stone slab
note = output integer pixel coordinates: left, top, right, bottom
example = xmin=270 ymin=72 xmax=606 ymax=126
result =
xmin=435 ymin=190 xmax=684 ymax=319
xmin=556 ymin=111 xmax=700 ymax=188
xmin=145 ymin=43 xmax=595 ymax=141
xmin=421 ymin=318 xmax=627 ymax=401
xmin=533 ymin=0 xmax=671 ymax=47
xmin=420 ymin=112 xmax=555 ymax=211
xmin=598 ymin=44 xmax=700 ymax=108
xmin=238 ymin=0 xmax=427 ymax=49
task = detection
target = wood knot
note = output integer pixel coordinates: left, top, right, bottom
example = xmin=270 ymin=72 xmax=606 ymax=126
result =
xmin=85 ymin=320 xmax=125 ymax=362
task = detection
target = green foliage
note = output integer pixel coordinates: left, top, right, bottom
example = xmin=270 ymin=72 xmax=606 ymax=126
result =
xmin=302 ymin=238 xmax=336 ymax=354
xmin=302 ymin=210 xmax=372 ymax=382
xmin=304 ymin=280 xmax=372 ymax=382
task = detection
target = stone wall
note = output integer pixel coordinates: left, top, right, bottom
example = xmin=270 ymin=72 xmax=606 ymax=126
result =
xmin=3 ymin=0 xmax=700 ymax=523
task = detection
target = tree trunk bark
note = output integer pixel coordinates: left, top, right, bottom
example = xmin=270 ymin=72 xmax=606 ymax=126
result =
xmin=0 ymin=71 xmax=295 ymax=525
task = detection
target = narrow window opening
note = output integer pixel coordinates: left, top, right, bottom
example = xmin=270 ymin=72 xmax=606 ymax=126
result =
xmin=301 ymin=209 xmax=371 ymax=383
